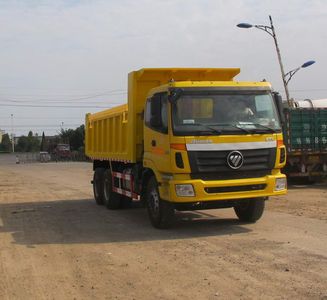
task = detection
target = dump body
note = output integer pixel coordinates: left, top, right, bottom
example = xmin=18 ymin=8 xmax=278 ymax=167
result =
xmin=85 ymin=68 xmax=240 ymax=162
xmin=283 ymin=108 xmax=327 ymax=179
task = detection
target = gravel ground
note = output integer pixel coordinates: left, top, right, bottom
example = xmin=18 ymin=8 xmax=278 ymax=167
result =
xmin=0 ymin=161 xmax=326 ymax=299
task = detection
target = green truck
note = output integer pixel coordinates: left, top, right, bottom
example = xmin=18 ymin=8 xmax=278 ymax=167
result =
xmin=283 ymin=107 xmax=327 ymax=181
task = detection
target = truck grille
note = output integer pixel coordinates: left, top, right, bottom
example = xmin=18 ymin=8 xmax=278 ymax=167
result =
xmin=188 ymin=148 xmax=276 ymax=179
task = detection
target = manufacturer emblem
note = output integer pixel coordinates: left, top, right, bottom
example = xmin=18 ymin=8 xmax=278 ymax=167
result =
xmin=227 ymin=151 xmax=244 ymax=169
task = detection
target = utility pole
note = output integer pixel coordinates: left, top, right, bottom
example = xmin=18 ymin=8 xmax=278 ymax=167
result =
xmin=268 ymin=16 xmax=290 ymax=106
xmin=11 ymin=114 xmax=15 ymax=153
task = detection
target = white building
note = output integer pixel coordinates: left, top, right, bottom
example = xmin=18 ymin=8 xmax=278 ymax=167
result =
xmin=0 ymin=129 xmax=5 ymax=143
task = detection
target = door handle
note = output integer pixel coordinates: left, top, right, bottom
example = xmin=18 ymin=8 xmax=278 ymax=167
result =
xmin=151 ymin=140 xmax=156 ymax=147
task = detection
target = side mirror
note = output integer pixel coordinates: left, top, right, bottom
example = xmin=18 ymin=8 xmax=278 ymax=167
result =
xmin=168 ymin=88 xmax=183 ymax=103
xmin=273 ymin=92 xmax=285 ymax=125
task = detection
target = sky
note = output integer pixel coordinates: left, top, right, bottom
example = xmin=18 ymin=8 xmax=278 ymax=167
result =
xmin=0 ymin=0 xmax=326 ymax=136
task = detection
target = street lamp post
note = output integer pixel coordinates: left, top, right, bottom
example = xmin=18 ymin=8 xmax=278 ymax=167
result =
xmin=284 ymin=60 xmax=316 ymax=85
xmin=237 ymin=16 xmax=315 ymax=107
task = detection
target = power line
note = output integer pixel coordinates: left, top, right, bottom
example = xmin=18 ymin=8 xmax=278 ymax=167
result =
xmin=0 ymin=117 xmax=84 ymax=120
xmin=289 ymin=88 xmax=327 ymax=92
xmin=0 ymin=124 xmax=81 ymax=128
xmin=0 ymin=100 xmax=124 ymax=105
xmin=0 ymin=103 xmax=114 ymax=108
xmin=0 ymin=88 xmax=125 ymax=96
xmin=0 ymin=86 xmax=126 ymax=91
xmin=0 ymin=93 xmax=127 ymax=103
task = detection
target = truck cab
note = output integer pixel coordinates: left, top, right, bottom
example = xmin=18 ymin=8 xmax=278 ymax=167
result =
xmin=142 ymin=80 xmax=286 ymax=225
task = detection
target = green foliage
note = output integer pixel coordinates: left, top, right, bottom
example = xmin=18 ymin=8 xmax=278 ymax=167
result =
xmin=0 ymin=133 xmax=11 ymax=152
xmin=59 ymin=125 xmax=84 ymax=151
xmin=15 ymin=131 xmax=40 ymax=152
xmin=40 ymin=132 xmax=46 ymax=151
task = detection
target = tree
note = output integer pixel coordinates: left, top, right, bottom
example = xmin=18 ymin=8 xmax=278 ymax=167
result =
xmin=27 ymin=131 xmax=40 ymax=152
xmin=59 ymin=125 xmax=85 ymax=151
xmin=70 ymin=125 xmax=85 ymax=151
xmin=16 ymin=136 xmax=29 ymax=152
xmin=15 ymin=131 xmax=40 ymax=152
xmin=0 ymin=134 xmax=11 ymax=152
xmin=40 ymin=131 xmax=47 ymax=151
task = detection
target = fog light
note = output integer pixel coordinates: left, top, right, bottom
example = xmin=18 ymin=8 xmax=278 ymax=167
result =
xmin=275 ymin=178 xmax=287 ymax=191
xmin=175 ymin=184 xmax=195 ymax=197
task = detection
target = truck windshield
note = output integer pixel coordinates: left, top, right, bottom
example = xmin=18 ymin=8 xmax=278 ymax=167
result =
xmin=171 ymin=92 xmax=281 ymax=136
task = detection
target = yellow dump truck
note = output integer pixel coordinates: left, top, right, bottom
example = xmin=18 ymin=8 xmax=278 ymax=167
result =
xmin=85 ymin=68 xmax=287 ymax=228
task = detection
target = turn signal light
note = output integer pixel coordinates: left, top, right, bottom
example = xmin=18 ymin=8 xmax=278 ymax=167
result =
xmin=170 ymin=143 xmax=186 ymax=151
xmin=277 ymin=139 xmax=284 ymax=147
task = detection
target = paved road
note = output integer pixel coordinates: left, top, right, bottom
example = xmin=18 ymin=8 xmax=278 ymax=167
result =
xmin=0 ymin=162 xmax=326 ymax=299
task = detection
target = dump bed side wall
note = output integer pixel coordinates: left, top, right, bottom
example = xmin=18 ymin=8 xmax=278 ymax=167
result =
xmin=283 ymin=108 xmax=327 ymax=153
xmin=85 ymin=104 xmax=131 ymax=161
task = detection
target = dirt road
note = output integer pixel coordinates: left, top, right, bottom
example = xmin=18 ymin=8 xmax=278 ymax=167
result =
xmin=0 ymin=162 xmax=326 ymax=299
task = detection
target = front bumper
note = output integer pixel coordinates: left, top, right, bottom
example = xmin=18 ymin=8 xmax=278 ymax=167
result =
xmin=162 ymin=174 xmax=286 ymax=203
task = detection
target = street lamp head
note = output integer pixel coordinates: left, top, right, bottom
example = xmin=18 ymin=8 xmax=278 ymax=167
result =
xmin=237 ymin=23 xmax=253 ymax=29
xmin=301 ymin=60 xmax=315 ymax=68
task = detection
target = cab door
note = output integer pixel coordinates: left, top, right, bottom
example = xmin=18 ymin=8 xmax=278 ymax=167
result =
xmin=143 ymin=92 xmax=171 ymax=173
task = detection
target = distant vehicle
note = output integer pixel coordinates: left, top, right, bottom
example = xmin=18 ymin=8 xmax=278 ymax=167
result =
xmin=293 ymin=98 xmax=327 ymax=108
xmin=52 ymin=144 xmax=72 ymax=161
xmin=283 ymin=101 xmax=327 ymax=182
xmin=39 ymin=151 xmax=51 ymax=163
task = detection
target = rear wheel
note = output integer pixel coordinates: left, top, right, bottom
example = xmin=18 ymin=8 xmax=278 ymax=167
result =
xmin=103 ymin=169 xmax=122 ymax=209
xmin=146 ymin=177 xmax=175 ymax=229
xmin=234 ymin=197 xmax=265 ymax=223
xmin=93 ymin=168 xmax=105 ymax=205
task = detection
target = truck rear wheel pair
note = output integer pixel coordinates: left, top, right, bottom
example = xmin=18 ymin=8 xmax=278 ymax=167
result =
xmin=93 ymin=168 xmax=122 ymax=209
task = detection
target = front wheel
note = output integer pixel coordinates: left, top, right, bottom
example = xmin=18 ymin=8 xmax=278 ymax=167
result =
xmin=234 ymin=197 xmax=266 ymax=223
xmin=146 ymin=177 xmax=175 ymax=229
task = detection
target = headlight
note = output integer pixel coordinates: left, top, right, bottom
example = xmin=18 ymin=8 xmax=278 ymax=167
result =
xmin=275 ymin=178 xmax=287 ymax=191
xmin=175 ymin=184 xmax=195 ymax=197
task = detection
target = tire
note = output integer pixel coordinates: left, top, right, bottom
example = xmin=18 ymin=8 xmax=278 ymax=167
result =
xmin=103 ymin=169 xmax=121 ymax=209
xmin=146 ymin=177 xmax=175 ymax=229
xmin=234 ymin=197 xmax=265 ymax=223
xmin=93 ymin=168 xmax=105 ymax=205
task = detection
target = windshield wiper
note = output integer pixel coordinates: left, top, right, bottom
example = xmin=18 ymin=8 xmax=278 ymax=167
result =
xmin=191 ymin=123 xmax=222 ymax=135
xmin=210 ymin=123 xmax=252 ymax=134
xmin=251 ymin=124 xmax=278 ymax=133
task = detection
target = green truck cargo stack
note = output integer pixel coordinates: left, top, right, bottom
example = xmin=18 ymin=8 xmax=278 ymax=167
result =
xmin=283 ymin=107 xmax=327 ymax=181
